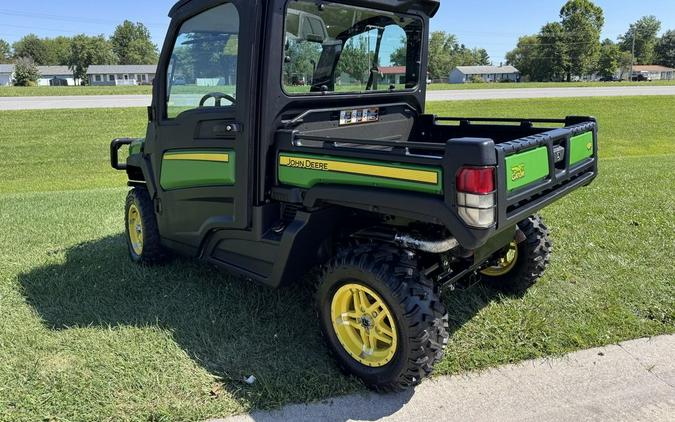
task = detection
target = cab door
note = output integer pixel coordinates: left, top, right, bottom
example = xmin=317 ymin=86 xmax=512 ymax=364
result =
xmin=147 ymin=0 xmax=257 ymax=251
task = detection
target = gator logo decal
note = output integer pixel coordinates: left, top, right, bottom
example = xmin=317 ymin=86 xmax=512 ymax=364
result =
xmin=511 ymin=164 xmax=526 ymax=182
xmin=586 ymin=142 xmax=593 ymax=152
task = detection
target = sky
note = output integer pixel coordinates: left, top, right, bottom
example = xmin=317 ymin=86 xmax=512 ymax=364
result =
xmin=1 ymin=0 xmax=674 ymax=65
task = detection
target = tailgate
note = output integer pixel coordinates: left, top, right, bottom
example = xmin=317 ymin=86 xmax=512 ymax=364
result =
xmin=494 ymin=119 xmax=598 ymax=228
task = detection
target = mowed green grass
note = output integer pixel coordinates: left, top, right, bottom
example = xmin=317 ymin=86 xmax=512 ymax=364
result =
xmin=0 ymin=85 xmax=152 ymax=97
xmin=2 ymin=80 xmax=675 ymax=97
xmin=429 ymin=79 xmax=675 ymax=90
xmin=1 ymin=97 xmax=673 ymax=421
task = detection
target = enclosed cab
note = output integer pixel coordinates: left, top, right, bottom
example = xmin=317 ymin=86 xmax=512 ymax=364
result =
xmin=112 ymin=0 xmax=597 ymax=391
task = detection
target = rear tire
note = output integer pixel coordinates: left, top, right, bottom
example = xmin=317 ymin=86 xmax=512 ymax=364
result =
xmin=125 ymin=188 xmax=168 ymax=265
xmin=316 ymin=244 xmax=449 ymax=392
xmin=480 ymin=215 xmax=552 ymax=294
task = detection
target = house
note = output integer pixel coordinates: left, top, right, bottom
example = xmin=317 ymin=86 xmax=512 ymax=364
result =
xmin=37 ymin=66 xmax=76 ymax=86
xmin=449 ymin=66 xmax=520 ymax=84
xmin=630 ymin=65 xmax=674 ymax=81
xmin=0 ymin=64 xmax=76 ymax=86
xmin=87 ymin=65 xmax=157 ymax=86
xmin=0 ymin=64 xmax=14 ymax=86
xmin=378 ymin=66 xmax=407 ymax=85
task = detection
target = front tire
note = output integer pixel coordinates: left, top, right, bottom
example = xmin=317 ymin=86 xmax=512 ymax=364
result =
xmin=480 ymin=215 xmax=552 ymax=294
xmin=125 ymin=188 xmax=168 ymax=265
xmin=316 ymin=244 xmax=449 ymax=392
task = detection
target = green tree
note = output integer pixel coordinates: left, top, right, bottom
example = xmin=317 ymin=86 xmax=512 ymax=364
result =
xmin=427 ymin=32 xmax=457 ymax=79
xmin=0 ymin=39 xmax=11 ymax=63
xmin=13 ymin=34 xmax=50 ymax=65
xmin=284 ymin=40 xmax=322 ymax=83
xmin=390 ymin=40 xmax=406 ymax=66
xmin=111 ymin=21 xmax=159 ymax=64
xmin=559 ymin=0 xmax=604 ymax=80
xmin=471 ymin=48 xmax=491 ymax=66
xmin=596 ymin=39 xmax=621 ymax=78
xmin=538 ymin=22 xmax=569 ymax=81
xmin=506 ymin=35 xmax=541 ymax=80
xmin=619 ymin=16 xmax=662 ymax=65
xmin=68 ymin=35 xmax=117 ymax=84
xmin=655 ymin=30 xmax=675 ymax=68
xmin=336 ymin=35 xmax=373 ymax=83
xmin=13 ymin=57 xmax=40 ymax=86
xmin=44 ymin=37 xmax=73 ymax=65
xmin=617 ymin=51 xmax=634 ymax=80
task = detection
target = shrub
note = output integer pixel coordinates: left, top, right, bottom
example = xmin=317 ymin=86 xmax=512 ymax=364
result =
xmin=13 ymin=57 xmax=40 ymax=86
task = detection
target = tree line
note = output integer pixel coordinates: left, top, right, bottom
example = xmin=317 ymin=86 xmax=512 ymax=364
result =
xmin=410 ymin=32 xmax=491 ymax=80
xmin=506 ymin=0 xmax=675 ymax=82
xmin=0 ymin=21 xmax=158 ymax=85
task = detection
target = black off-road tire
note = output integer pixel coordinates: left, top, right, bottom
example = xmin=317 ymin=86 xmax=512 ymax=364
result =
xmin=316 ymin=244 xmax=449 ymax=392
xmin=125 ymin=188 xmax=169 ymax=265
xmin=481 ymin=215 xmax=552 ymax=295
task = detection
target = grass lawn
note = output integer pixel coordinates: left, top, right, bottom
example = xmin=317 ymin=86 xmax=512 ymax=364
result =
xmin=0 ymin=85 xmax=152 ymax=97
xmin=2 ymin=80 xmax=675 ymax=97
xmin=1 ymin=97 xmax=673 ymax=421
xmin=428 ymin=80 xmax=675 ymax=90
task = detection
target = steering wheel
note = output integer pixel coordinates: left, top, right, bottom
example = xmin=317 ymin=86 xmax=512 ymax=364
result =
xmin=199 ymin=92 xmax=237 ymax=107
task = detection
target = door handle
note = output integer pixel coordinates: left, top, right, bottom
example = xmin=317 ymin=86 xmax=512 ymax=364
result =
xmin=213 ymin=123 xmax=242 ymax=135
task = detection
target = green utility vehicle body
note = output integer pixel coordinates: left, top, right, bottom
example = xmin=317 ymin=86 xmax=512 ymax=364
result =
xmin=111 ymin=0 xmax=597 ymax=390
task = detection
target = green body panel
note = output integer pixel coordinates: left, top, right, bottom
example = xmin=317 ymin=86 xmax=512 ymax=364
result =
xmin=160 ymin=150 xmax=236 ymax=191
xmin=569 ymin=132 xmax=594 ymax=166
xmin=129 ymin=139 xmax=145 ymax=156
xmin=505 ymin=147 xmax=550 ymax=192
xmin=278 ymin=153 xmax=443 ymax=195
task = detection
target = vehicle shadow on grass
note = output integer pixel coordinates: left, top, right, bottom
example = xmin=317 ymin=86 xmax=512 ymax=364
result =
xmin=18 ymin=235 xmax=499 ymax=421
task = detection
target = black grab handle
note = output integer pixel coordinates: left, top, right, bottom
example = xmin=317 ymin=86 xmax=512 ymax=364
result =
xmin=110 ymin=138 xmax=135 ymax=170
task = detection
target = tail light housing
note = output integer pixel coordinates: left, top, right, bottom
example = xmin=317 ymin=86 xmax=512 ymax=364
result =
xmin=456 ymin=167 xmax=496 ymax=228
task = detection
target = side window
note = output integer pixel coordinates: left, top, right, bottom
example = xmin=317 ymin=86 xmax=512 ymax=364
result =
xmin=166 ymin=3 xmax=240 ymax=119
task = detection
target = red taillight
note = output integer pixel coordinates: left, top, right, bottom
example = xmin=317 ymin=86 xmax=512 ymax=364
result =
xmin=456 ymin=167 xmax=495 ymax=194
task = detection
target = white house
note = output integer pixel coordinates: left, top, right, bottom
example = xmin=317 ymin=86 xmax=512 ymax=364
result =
xmin=0 ymin=64 xmax=78 ymax=86
xmin=87 ymin=65 xmax=157 ymax=86
xmin=449 ymin=65 xmax=520 ymax=84
xmin=631 ymin=65 xmax=674 ymax=81
xmin=0 ymin=64 xmax=14 ymax=86
xmin=37 ymin=66 xmax=76 ymax=86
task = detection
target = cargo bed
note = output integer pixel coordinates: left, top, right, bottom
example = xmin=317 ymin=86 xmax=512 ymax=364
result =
xmin=274 ymin=106 xmax=598 ymax=250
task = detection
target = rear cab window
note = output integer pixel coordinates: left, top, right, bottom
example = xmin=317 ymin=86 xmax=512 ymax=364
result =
xmin=282 ymin=0 xmax=423 ymax=96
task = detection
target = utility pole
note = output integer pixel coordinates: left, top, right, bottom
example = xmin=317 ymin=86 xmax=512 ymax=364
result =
xmin=630 ymin=28 xmax=636 ymax=81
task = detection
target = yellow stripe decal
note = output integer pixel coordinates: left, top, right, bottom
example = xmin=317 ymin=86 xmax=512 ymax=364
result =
xmin=279 ymin=156 xmax=438 ymax=185
xmin=164 ymin=153 xmax=230 ymax=163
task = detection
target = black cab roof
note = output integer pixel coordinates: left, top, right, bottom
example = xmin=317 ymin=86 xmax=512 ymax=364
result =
xmin=169 ymin=0 xmax=440 ymax=18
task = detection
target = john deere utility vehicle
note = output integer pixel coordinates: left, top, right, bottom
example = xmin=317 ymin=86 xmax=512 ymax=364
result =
xmin=111 ymin=0 xmax=598 ymax=391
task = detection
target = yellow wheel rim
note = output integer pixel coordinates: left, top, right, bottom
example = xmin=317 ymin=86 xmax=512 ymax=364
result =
xmin=481 ymin=241 xmax=518 ymax=277
xmin=127 ymin=204 xmax=144 ymax=256
xmin=331 ymin=283 xmax=398 ymax=368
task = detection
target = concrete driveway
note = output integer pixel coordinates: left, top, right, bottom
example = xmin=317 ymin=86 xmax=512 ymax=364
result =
xmin=216 ymin=335 xmax=675 ymax=422
xmin=1 ymin=85 xmax=674 ymax=110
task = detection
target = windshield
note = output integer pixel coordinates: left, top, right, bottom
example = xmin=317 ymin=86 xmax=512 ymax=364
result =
xmin=283 ymin=1 xmax=423 ymax=95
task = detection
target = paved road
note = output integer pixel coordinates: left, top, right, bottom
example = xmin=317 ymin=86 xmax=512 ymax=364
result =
xmin=0 ymin=94 xmax=152 ymax=110
xmin=216 ymin=335 xmax=675 ymax=422
xmin=1 ymin=86 xmax=674 ymax=110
